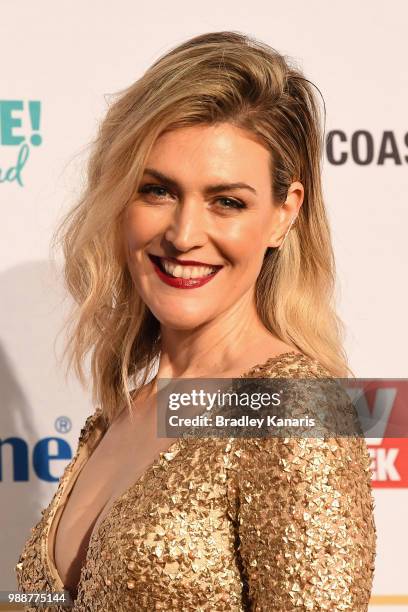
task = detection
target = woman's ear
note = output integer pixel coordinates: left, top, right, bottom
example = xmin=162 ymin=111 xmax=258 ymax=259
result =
xmin=268 ymin=180 xmax=304 ymax=249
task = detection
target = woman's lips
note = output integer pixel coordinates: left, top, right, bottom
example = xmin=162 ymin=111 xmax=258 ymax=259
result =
xmin=148 ymin=254 xmax=222 ymax=289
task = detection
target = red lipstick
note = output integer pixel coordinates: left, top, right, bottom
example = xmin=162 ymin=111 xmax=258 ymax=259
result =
xmin=148 ymin=255 xmax=222 ymax=289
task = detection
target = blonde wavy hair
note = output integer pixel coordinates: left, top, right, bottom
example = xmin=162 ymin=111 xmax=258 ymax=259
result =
xmin=51 ymin=30 xmax=353 ymax=425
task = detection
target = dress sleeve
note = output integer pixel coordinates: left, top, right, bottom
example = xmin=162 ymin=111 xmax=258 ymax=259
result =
xmin=228 ymin=427 xmax=377 ymax=609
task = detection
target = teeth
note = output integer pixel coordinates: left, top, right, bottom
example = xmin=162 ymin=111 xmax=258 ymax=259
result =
xmin=161 ymin=259 xmax=217 ymax=279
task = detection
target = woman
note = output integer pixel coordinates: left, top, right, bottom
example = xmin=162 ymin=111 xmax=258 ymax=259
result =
xmin=15 ymin=31 xmax=376 ymax=610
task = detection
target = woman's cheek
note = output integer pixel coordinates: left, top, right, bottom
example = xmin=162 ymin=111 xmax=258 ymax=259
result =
xmin=220 ymin=224 xmax=265 ymax=263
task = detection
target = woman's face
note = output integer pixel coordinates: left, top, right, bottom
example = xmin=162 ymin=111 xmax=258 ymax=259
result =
xmin=123 ymin=122 xmax=290 ymax=330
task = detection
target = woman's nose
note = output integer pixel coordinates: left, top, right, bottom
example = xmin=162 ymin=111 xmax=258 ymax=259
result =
xmin=164 ymin=199 xmax=208 ymax=251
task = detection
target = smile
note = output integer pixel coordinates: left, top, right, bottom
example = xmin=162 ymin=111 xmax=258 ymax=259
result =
xmin=148 ymin=255 xmax=223 ymax=289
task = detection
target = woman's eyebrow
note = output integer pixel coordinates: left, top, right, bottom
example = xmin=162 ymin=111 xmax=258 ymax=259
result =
xmin=142 ymin=168 xmax=258 ymax=195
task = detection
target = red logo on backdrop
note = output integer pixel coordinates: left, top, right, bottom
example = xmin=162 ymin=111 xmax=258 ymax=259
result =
xmin=347 ymin=379 xmax=408 ymax=488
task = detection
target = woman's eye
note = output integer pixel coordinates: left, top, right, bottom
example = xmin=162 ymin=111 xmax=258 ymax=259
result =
xmin=217 ymin=197 xmax=246 ymax=210
xmin=139 ymin=185 xmax=171 ymax=199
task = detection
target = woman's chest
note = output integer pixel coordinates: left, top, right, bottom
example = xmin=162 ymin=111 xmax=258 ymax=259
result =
xmin=52 ymin=418 xmax=183 ymax=596
xmin=71 ymin=439 xmax=243 ymax=610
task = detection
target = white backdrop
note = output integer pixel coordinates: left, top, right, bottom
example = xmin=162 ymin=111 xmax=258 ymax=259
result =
xmin=1 ymin=1 xmax=407 ymax=610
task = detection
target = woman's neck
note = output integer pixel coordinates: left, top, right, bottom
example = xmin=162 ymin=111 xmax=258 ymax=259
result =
xmin=157 ymin=304 xmax=288 ymax=379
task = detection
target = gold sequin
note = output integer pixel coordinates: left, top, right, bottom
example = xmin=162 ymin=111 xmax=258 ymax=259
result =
xmin=15 ymin=352 xmax=376 ymax=611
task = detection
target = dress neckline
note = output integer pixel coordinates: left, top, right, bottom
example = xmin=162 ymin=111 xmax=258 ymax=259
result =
xmin=44 ymin=349 xmax=303 ymax=593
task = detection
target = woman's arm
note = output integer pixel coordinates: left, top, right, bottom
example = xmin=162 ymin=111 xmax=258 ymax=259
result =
xmin=230 ymin=434 xmax=377 ymax=611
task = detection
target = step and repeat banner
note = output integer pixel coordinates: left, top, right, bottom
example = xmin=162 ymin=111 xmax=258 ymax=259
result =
xmin=1 ymin=1 xmax=407 ymax=610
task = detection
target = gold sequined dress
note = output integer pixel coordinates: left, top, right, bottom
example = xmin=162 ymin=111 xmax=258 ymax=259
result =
xmin=15 ymin=352 xmax=376 ymax=611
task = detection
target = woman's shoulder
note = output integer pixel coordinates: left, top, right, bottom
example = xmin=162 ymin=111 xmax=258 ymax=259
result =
xmin=241 ymin=350 xmax=332 ymax=379
xmin=239 ymin=350 xmax=362 ymax=440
